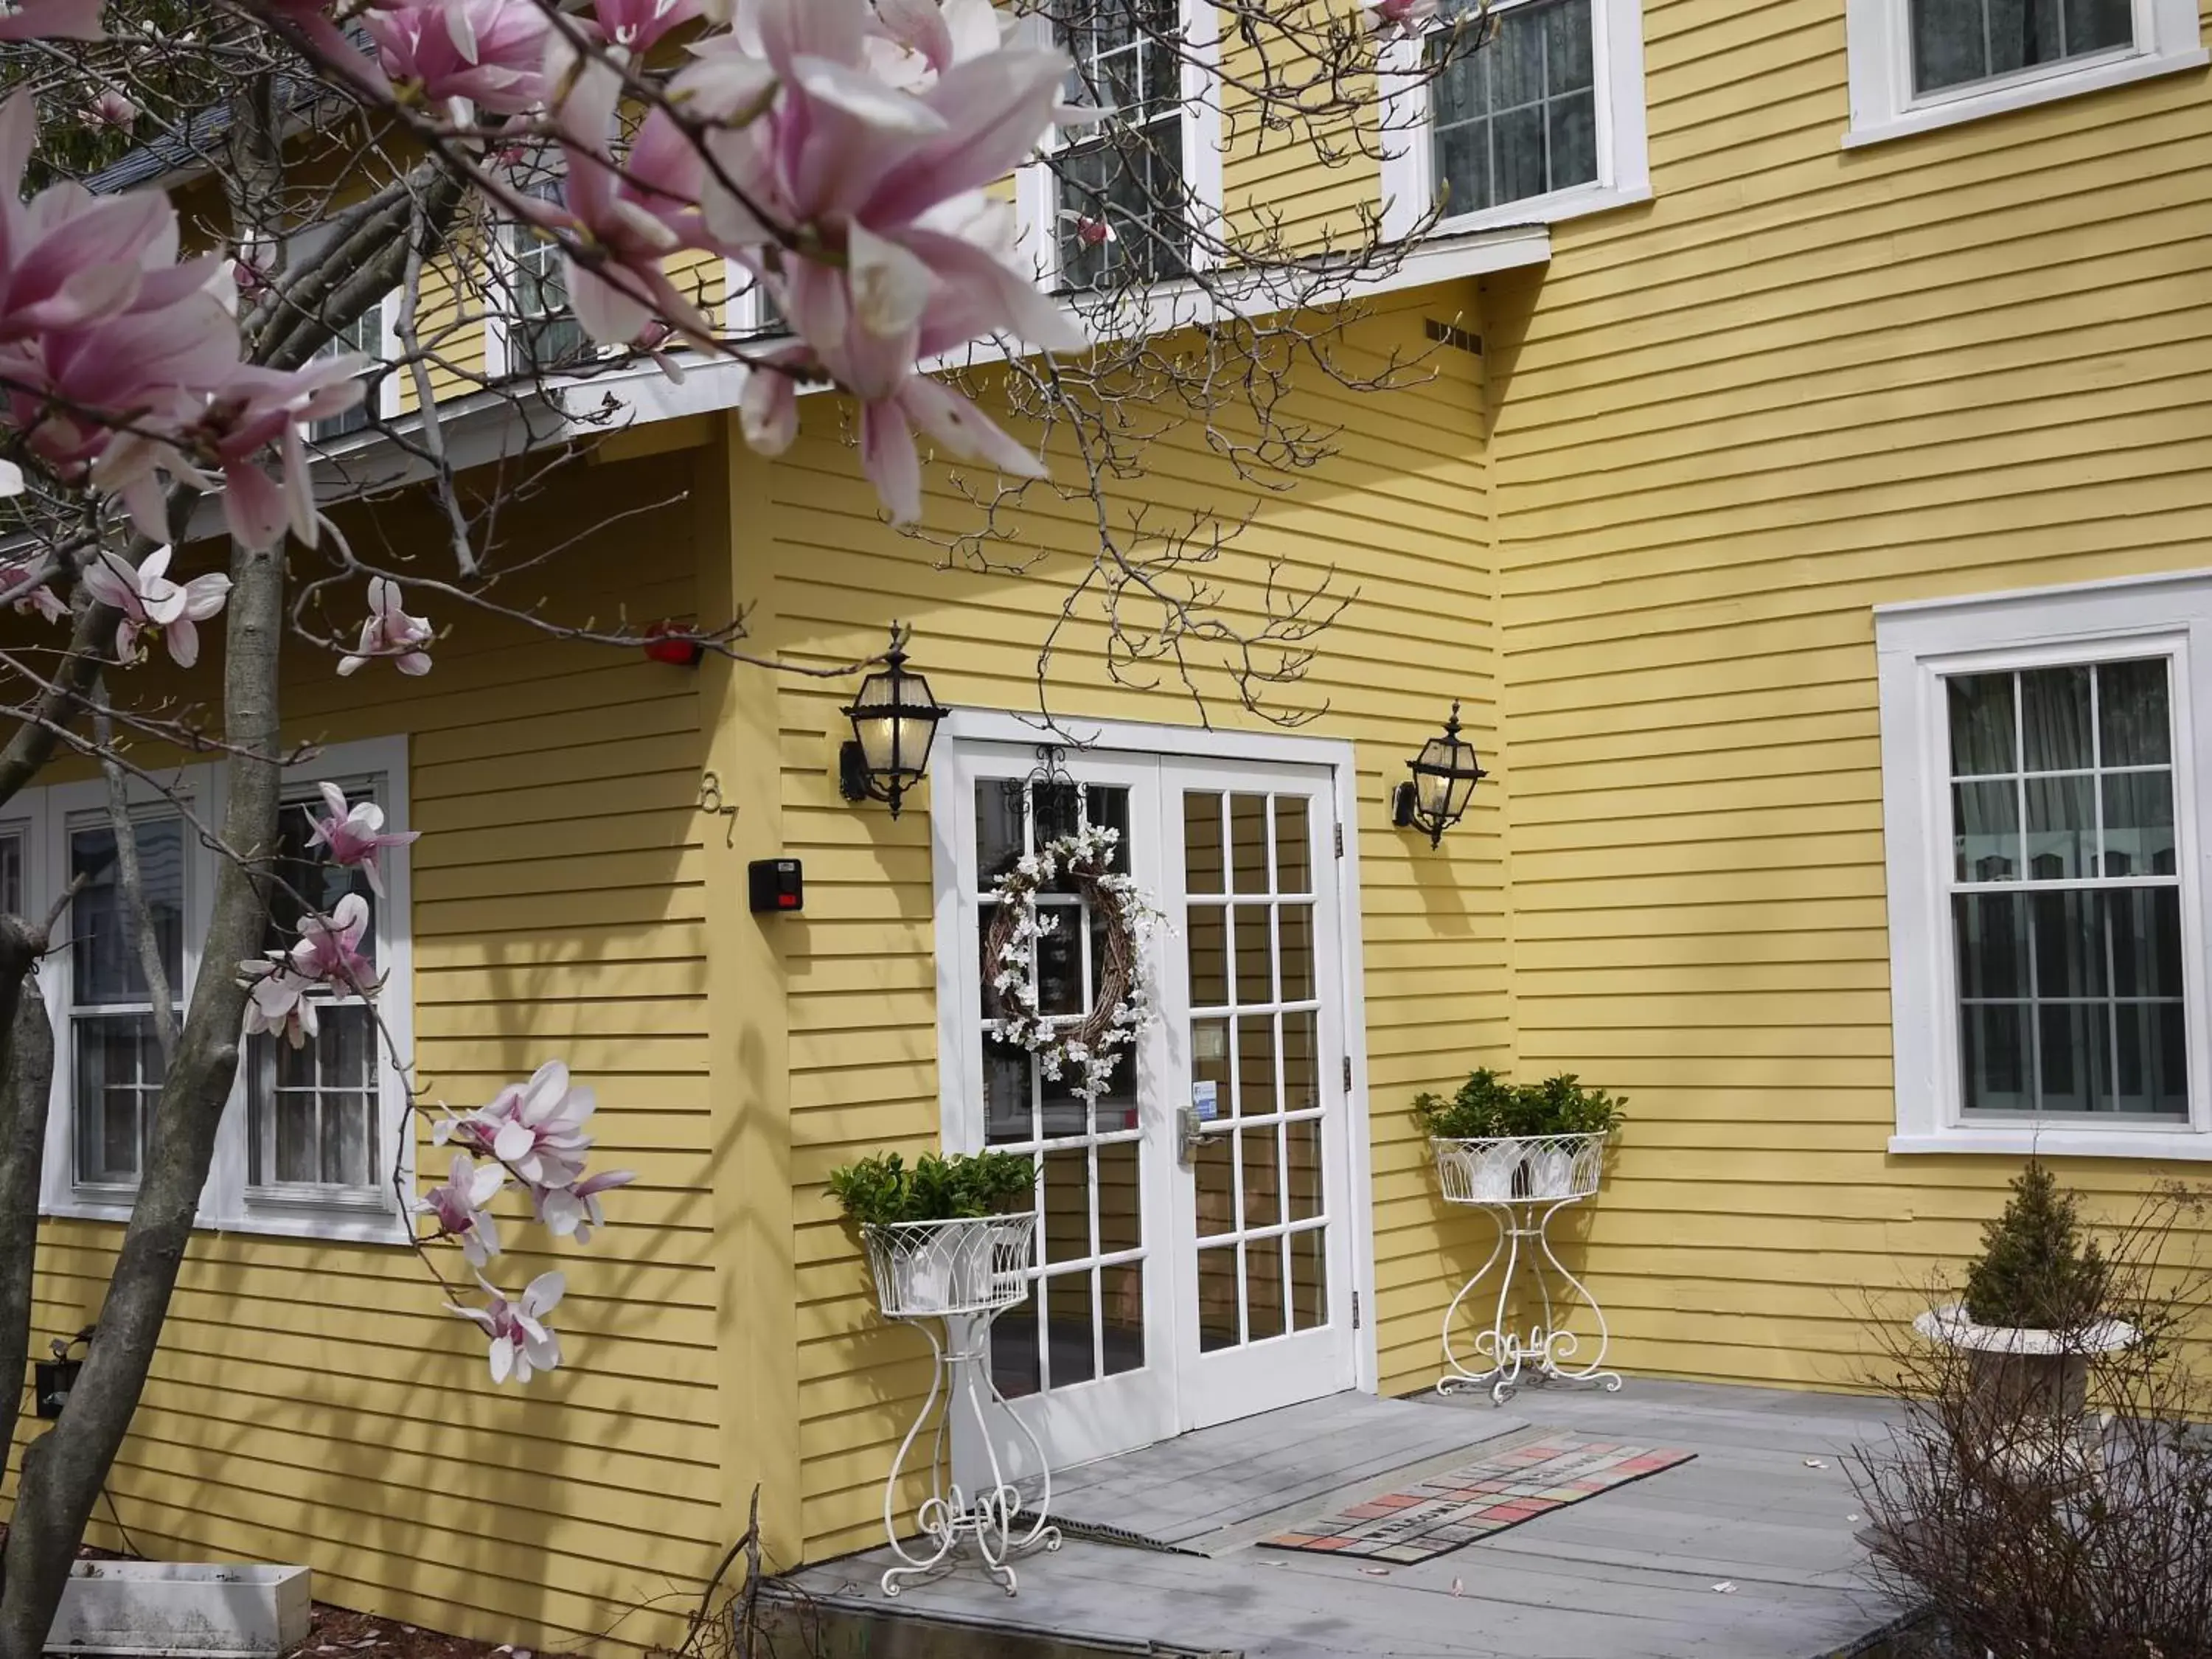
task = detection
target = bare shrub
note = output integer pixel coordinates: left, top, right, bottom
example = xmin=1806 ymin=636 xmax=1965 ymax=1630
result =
xmin=1854 ymin=1183 xmax=2212 ymax=1659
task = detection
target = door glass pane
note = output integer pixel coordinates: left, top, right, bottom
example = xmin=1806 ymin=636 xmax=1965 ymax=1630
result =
xmin=1102 ymin=1262 xmax=1146 ymax=1376
xmin=977 ymin=773 xmax=1152 ymax=1402
xmin=1230 ymin=796 xmax=1269 ymax=894
xmin=1187 ymin=905 xmax=1228 ymax=1005
xmin=1233 ymin=905 xmax=1273 ymax=1004
xmin=1184 ymin=793 xmax=1224 ymax=894
xmin=1178 ymin=785 xmax=1336 ymax=1357
xmin=1274 ymin=799 xmax=1310 ymax=894
xmin=1046 ymin=1270 xmax=1098 ymax=1388
xmin=1292 ymin=1228 xmax=1329 ymax=1330
xmin=1197 ymin=1245 xmax=1239 ymax=1352
xmin=1245 ymin=1236 xmax=1287 ymax=1343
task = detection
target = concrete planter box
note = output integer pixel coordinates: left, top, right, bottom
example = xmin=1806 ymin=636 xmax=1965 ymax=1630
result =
xmin=46 ymin=1562 xmax=312 ymax=1658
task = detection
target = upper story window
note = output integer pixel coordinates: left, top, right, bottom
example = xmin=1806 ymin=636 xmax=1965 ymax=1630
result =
xmin=1052 ymin=0 xmax=1190 ymax=288
xmin=1878 ymin=573 xmax=2212 ymax=1160
xmin=1016 ymin=0 xmax=1222 ymax=293
xmin=1845 ymin=0 xmax=2205 ymax=145
xmin=310 ymin=304 xmax=385 ymax=443
xmin=32 ymin=738 xmax=416 ymax=1239
xmin=1378 ymin=0 xmax=1648 ymax=241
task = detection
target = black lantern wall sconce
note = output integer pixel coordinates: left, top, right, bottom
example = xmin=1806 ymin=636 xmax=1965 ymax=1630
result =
xmin=838 ymin=626 xmax=950 ymax=821
xmin=1392 ymin=701 xmax=1486 ymax=849
xmin=34 ymin=1327 xmax=91 ymax=1420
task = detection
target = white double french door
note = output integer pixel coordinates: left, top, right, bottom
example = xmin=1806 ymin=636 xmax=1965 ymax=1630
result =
xmin=933 ymin=738 xmax=1360 ymax=1485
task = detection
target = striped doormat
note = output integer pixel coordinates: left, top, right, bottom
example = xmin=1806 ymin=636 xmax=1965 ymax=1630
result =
xmin=1259 ymin=1433 xmax=1697 ymax=1564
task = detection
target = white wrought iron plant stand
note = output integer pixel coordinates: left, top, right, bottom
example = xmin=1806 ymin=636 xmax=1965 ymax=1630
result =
xmin=1432 ymin=1133 xmax=1623 ymax=1405
xmin=862 ymin=1213 xmax=1061 ymax=1597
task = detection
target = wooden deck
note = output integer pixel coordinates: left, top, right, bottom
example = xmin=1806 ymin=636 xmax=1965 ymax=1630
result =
xmin=776 ymin=1379 xmax=1922 ymax=1659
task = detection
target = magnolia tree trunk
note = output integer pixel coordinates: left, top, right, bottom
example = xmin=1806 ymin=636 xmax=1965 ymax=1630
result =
xmin=0 ymin=926 xmax=58 ymax=1492
xmin=0 ymin=535 xmax=284 ymax=1659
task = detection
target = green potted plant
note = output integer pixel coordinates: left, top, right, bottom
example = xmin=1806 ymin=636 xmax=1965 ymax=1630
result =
xmin=1914 ymin=1161 xmax=2136 ymax=1476
xmin=1415 ymin=1069 xmax=1626 ymax=1203
xmin=828 ymin=1151 xmax=1039 ymax=1317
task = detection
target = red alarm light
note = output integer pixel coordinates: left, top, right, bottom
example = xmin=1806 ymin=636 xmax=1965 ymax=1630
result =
xmin=644 ymin=621 xmax=704 ymax=667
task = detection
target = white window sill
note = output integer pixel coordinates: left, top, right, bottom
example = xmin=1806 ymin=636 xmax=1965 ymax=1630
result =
xmin=1891 ymin=1127 xmax=2212 ymax=1161
xmin=1429 ymin=181 xmax=1653 ymax=239
xmin=1845 ymin=46 xmax=2209 ymax=148
xmin=41 ymin=1199 xmax=411 ymax=1246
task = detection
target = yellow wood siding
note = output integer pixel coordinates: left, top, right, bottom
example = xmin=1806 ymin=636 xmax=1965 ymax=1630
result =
xmin=9 ymin=452 xmax=741 ymax=1654
xmin=1486 ymin=6 xmax=2212 ymax=1387
xmin=716 ymin=296 xmax=1512 ymax=1559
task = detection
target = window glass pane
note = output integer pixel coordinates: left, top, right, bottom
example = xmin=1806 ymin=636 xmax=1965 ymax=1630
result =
xmin=2098 ymin=658 xmax=2171 ymax=767
xmin=74 ymin=1013 xmax=161 ymax=1183
xmin=2023 ymin=775 xmax=2093 ymax=879
xmin=1947 ymin=673 xmax=2017 ymax=776
xmin=251 ymin=1004 xmax=380 ymax=1189
xmin=0 ymin=831 xmax=22 ymax=915
xmin=1961 ymin=1002 xmax=2031 ymax=1112
xmin=1954 ymin=891 xmax=2028 ymax=1000
xmin=2102 ymin=772 xmax=2176 ymax=877
xmin=71 ymin=818 xmax=184 ymax=1004
xmin=1913 ymin=0 xmax=2136 ymax=91
xmin=2019 ymin=664 xmax=2091 ymax=772
xmin=1953 ymin=779 xmax=2020 ymax=882
xmin=265 ymin=795 xmax=376 ymax=959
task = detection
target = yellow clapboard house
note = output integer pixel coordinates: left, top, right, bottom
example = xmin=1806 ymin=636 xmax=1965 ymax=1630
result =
xmin=8 ymin=0 xmax=2212 ymax=1649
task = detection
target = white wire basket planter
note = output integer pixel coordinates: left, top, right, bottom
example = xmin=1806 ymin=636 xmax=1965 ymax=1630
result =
xmin=1431 ymin=1132 xmax=1620 ymax=1404
xmin=858 ymin=1211 xmax=1060 ymax=1596
xmin=1432 ymin=1132 xmax=1608 ymax=1205
xmin=862 ymin=1214 xmax=1037 ymax=1319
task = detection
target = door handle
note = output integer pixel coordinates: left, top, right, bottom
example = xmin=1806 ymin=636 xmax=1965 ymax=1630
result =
xmin=1177 ymin=1105 xmax=1204 ymax=1166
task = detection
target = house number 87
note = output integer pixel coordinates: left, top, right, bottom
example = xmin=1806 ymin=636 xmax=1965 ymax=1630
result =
xmin=699 ymin=771 xmax=740 ymax=849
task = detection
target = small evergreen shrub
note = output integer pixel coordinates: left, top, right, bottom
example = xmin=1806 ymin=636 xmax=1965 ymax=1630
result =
xmin=1413 ymin=1069 xmax=1627 ymax=1141
xmin=1961 ymin=1159 xmax=2111 ymax=1330
xmin=827 ymin=1151 xmax=1036 ymax=1227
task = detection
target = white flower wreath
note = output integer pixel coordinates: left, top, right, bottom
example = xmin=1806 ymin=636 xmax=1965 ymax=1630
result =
xmin=986 ymin=821 xmax=1163 ymax=1104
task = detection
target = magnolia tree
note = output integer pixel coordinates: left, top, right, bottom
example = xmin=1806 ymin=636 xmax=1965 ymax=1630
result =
xmin=0 ymin=0 xmax=1473 ymax=1649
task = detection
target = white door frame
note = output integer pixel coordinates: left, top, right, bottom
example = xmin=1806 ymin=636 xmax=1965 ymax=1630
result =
xmin=928 ymin=710 xmax=1380 ymax=1458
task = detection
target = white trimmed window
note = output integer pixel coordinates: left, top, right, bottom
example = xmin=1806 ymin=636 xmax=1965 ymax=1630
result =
xmin=32 ymin=737 xmax=416 ymax=1239
xmin=1377 ymin=0 xmax=1649 ymax=242
xmin=1878 ymin=574 xmax=2212 ymax=1158
xmin=1015 ymin=0 xmax=1223 ymax=291
xmin=1845 ymin=0 xmax=2205 ymax=147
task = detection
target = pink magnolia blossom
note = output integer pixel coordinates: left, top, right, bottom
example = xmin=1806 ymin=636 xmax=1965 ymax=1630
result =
xmin=1062 ymin=211 xmax=1114 ymax=248
xmin=0 ymin=0 xmax=105 ymax=43
xmin=534 ymin=1167 xmax=634 ymax=1246
xmin=448 ymin=1271 xmax=564 ymax=1385
xmin=0 ymin=556 xmax=65 ymax=622
xmin=197 ymin=357 xmax=365 ymax=549
xmin=363 ymin=0 xmax=551 ymax=114
xmin=86 ymin=89 xmax=136 ymax=128
xmin=338 ymin=577 xmax=434 ymax=675
xmin=682 ymin=0 xmax=1085 ymax=521
xmin=291 ymin=892 xmax=379 ymax=995
xmin=239 ymin=961 xmax=319 ymax=1048
xmin=416 ymin=1152 xmax=505 ymax=1267
xmin=1367 ymin=0 xmax=1440 ymax=39
xmin=484 ymin=1060 xmax=597 ymax=1190
xmin=80 ymin=545 xmax=231 ymax=667
xmin=590 ymin=0 xmax=701 ymax=55
xmin=526 ymin=88 xmax=714 ymax=350
xmin=306 ymin=780 xmax=419 ymax=897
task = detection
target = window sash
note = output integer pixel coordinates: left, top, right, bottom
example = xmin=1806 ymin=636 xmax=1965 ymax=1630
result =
xmin=1907 ymin=0 xmax=2137 ymax=94
xmin=1426 ymin=0 xmax=1601 ymax=217
xmin=243 ymin=782 xmax=390 ymax=1203
xmin=1941 ymin=658 xmax=2186 ymax=1121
